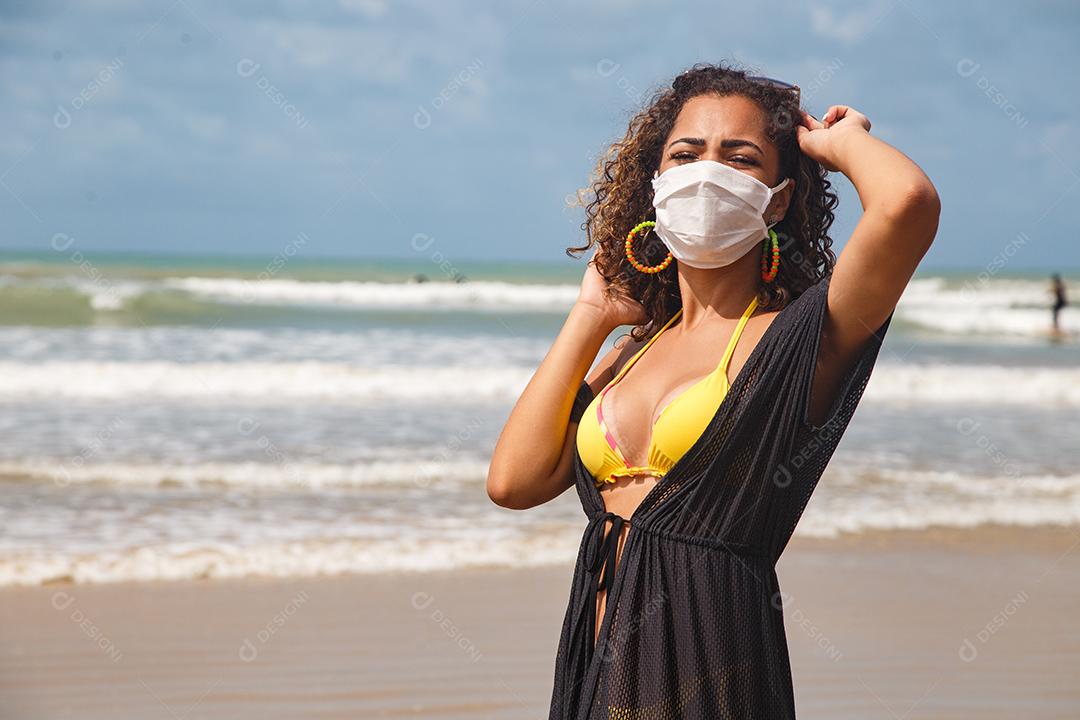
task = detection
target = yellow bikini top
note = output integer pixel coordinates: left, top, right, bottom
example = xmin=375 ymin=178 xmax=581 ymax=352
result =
xmin=576 ymin=294 xmax=759 ymax=487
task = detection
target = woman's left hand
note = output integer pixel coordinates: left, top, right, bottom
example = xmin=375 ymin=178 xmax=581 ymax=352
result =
xmin=796 ymin=105 xmax=872 ymax=172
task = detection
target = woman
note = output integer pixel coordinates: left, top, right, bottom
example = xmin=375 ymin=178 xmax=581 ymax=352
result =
xmin=488 ymin=62 xmax=939 ymax=719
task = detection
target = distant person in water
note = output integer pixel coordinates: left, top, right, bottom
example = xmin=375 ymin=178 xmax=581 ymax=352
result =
xmin=1051 ymin=273 xmax=1067 ymax=332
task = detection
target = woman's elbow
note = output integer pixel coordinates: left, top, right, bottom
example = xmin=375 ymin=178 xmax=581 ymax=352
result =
xmin=913 ymin=181 xmax=941 ymax=251
xmin=885 ymin=180 xmax=941 ymax=250
xmin=486 ymin=467 xmax=533 ymax=510
xmin=487 ymin=463 xmax=560 ymax=510
xmin=909 ymin=180 xmax=941 ymax=225
xmin=486 ymin=472 xmax=516 ymax=508
xmin=890 ymin=178 xmax=940 ymax=217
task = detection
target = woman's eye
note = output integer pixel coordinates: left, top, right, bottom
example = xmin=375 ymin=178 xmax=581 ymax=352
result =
xmin=668 ymin=152 xmax=758 ymax=166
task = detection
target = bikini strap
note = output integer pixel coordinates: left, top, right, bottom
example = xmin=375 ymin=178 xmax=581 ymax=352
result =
xmin=602 ymin=308 xmax=685 ymax=392
xmin=718 ymin=295 xmax=759 ymax=375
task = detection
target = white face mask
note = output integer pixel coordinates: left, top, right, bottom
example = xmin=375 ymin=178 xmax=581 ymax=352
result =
xmin=650 ymin=159 xmax=790 ymax=269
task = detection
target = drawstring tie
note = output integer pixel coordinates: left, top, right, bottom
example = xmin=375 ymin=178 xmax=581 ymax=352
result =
xmin=587 ymin=512 xmax=626 ymax=599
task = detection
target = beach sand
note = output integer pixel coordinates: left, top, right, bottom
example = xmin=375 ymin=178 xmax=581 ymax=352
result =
xmin=3 ymin=525 xmax=1078 ymax=719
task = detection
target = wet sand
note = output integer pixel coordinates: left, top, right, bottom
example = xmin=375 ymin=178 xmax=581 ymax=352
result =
xmin=2 ymin=525 xmax=1079 ymax=719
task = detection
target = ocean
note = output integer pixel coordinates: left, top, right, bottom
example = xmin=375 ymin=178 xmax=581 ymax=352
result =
xmin=2 ymin=250 xmax=1078 ymax=586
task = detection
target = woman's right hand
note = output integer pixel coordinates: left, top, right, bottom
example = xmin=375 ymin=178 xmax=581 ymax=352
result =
xmin=575 ymin=251 xmax=648 ymax=329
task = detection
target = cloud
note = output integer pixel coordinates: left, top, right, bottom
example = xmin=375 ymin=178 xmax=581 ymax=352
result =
xmin=184 ymin=112 xmax=228 ymax=142
xmin=338 ymin=0 xmax=389 ymax=19
xmin=808 ymin=0 xmax=897 ymax=44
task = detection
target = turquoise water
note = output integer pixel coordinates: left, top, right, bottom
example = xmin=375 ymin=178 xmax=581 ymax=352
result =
xmin=0 ymin=249 xmax=587 ymax=283
xmin=1 ymin=249 xmax=1074 ymax=333
xmin=3 ymin=247 xmax=1072 ymax=282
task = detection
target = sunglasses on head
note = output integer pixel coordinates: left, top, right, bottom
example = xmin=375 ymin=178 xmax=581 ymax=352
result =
xmin=746 ymin=75 xmax=801 ymax=104
xmin=672 ymin=70 xmax=801 ymax=104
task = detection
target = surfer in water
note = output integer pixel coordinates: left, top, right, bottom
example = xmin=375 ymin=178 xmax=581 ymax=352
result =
xmin=1051 ymin=273 xmax=1067 ymax=335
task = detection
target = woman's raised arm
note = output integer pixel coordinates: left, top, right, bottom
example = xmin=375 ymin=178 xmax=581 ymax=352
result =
xmin=797 ymin=106 xmax=941 ymax=427
xmin=486 ymin=257 xmax=644 ymax=510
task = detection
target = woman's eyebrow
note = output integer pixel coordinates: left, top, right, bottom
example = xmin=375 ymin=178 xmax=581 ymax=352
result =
xmin=668 ymin=137 xmax=706 ymax=148
xmin=667 ymin=136 xmax=764 ymax=154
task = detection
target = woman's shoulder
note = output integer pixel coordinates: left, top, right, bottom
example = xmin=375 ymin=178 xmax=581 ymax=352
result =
xmin=773 ymin=273 xmax=833 ymax=326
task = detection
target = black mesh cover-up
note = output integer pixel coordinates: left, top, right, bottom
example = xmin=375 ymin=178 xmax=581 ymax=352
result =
xmin=549 ymin=273 xmax=893 ymax=719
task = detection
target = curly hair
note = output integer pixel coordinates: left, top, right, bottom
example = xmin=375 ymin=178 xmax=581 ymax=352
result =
xmin=566 ymin=60 xmax=838 ymax=342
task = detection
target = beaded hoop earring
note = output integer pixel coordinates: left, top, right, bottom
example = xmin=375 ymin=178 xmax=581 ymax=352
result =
xmin=760 ymin=228 xmax=780 ymax=283
xmin=625 ymin=221 xmax=673 ymax=274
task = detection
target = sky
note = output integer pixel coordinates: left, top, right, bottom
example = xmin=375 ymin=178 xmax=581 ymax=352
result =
xmin=1 ymin=0 xmax=1078 ymax=270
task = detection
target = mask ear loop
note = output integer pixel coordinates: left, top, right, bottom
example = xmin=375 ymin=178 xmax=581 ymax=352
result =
xmin=764 ymin=176 xmax=791 ymax=227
